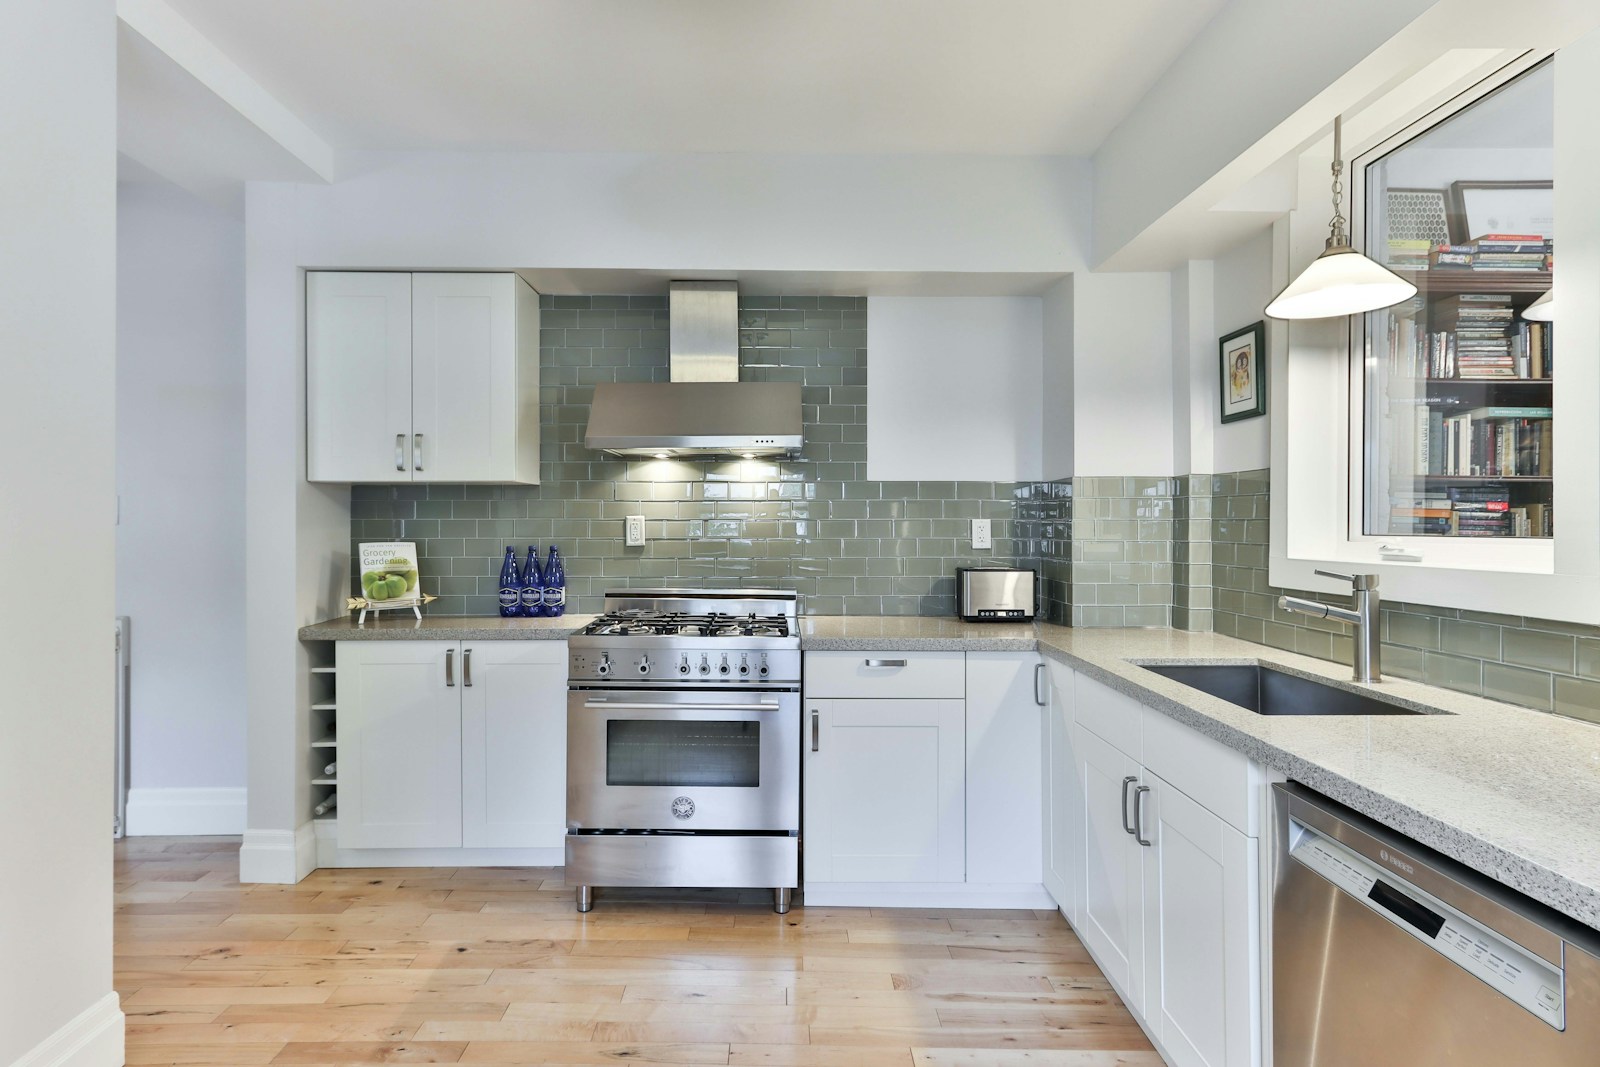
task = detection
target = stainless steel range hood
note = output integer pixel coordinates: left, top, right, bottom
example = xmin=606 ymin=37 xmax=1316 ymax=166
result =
xmin=584 ymin=281 xmax=803 ymax=458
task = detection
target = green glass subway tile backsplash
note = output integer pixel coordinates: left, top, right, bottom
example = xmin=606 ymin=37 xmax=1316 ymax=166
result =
xmin=350 ymin=295 xmax=1043 ymax=616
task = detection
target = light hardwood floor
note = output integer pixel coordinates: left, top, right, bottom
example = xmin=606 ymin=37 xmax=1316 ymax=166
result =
xmin=116 ymin=836 xmax=1159 ymax=1066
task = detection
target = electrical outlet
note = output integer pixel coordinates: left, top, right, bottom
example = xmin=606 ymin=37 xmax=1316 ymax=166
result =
xmin=971 ymin=518 xmax=992 ymax=550
xmin=625 ymin=515 xmax=647 ymax=547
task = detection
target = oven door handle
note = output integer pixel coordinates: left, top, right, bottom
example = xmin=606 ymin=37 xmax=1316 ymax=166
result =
xmin=582 ymin=700 xmax=781 ymax=712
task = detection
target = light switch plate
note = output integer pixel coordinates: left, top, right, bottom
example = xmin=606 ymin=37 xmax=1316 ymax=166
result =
xmin=971 ymin=518 xmax=992 ymax=550
xmin=625 ymin=515 xmax=647 ymax=547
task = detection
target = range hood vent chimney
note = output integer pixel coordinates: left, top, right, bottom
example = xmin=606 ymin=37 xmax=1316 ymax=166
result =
xmin=583 ymin=281 xmax=803 ymax=458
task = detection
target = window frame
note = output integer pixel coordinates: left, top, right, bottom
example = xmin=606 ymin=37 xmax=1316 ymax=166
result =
xmin=1270 ymin=48 xmax=1600 ymax=623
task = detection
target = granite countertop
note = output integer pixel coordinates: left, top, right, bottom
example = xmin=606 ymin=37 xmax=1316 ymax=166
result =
xmin=1032 ymin=626 xmax=1600 ymax=932
xmin=298 ymin=614 xmax=593 ymax=641
xmin=297 ymin=610 xmax=1600 ymax=928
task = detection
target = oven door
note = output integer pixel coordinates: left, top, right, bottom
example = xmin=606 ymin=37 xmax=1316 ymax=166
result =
xmin=567 ymin=688 xmax=800 ymax=832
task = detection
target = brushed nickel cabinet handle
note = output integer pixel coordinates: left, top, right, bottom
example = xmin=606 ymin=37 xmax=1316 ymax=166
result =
xmin=1135 ymin=785 xmax=1152 ymax=847
xmin=462 ymin=648 xmax=472 ymax=687
xmin=445 ymin=648 xmax=455 ymax=687
xmin=811 ymin=710 xmax=820 ymax=752
xmin=413 ymin=433 xmax=425 ymax=471
xmin=1034 ymin=662 xmax=1046 ymax=706
xmin=394 ymin=433 xmax=406 ymax=471
xmin=1121 ymin=776 xmax=1138 ymax=835
xmin=864 ymin=659 xmax=906 ymax=668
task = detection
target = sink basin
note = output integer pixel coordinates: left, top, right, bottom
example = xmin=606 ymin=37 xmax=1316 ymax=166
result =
xmin=1138 ymin=663 xmax=1425 ymax=716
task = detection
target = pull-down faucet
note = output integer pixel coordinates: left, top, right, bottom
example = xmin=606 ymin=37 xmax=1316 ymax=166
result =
xmin=1278 ymin=570 xmax=1381 ymax=683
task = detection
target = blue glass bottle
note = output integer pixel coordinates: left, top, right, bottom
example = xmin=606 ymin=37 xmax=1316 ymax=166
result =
xmin=497 ymin=546 xmax=521 ymax=618
xmin=542 ymin=545 xmax=566 ymax=617
xmin=519 ymin=545 xmax=543 ymax=617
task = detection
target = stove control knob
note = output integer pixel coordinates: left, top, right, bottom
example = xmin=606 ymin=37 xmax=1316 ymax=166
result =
xmin=718 ymin=655 xmax=731 ymax=676
xmin=596 ymin=654 xmax=611 ymax=677
xmin=637 ymin=654 xmax=651 ymax=675
xmin=678 ymin=656 xmax=690 ymax=675
xmin=698 ymin=655 xmax=711 ymax=676
xmin=738 ymin=655 xmax=750 ymax=677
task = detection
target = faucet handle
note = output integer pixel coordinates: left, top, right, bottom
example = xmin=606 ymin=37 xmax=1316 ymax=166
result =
xmin=1315 ymin=568 xmax=1379 ymax=591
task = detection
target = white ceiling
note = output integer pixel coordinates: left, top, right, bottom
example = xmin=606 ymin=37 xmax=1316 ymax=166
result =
xmin=158 ymin=0 xmax=1225 ymax=157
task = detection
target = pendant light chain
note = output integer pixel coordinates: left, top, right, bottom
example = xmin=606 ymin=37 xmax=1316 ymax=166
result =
xmin=1328 ymin=115 xmax=1348 ymax=249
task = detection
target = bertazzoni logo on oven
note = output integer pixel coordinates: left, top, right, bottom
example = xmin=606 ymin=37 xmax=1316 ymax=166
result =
xmin=671 ymin=796 xmax=696 ymax=820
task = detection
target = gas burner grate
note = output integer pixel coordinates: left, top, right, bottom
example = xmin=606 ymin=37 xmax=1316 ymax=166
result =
xmin=580 ymin=611 xmax=792 ymax=639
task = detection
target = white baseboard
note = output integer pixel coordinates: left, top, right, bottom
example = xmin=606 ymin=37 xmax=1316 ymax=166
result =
xmin=312 ymin=820 xmax=564 ymax=868
xmin=238 ymin=822 xmax=316 ymax=884
xmin=125 ymin=787 xmax=246 ymax=836
xmin=8 ymin=991 xmax=124 ymax=1067
xmin=802 ymin=881 xmax=1057 ymax=909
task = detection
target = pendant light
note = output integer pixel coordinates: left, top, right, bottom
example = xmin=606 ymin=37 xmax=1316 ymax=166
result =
xmin=1521 ymin=289 xmax=1553 ymax=321
xmin=1265 ymin=116 xmax=1418 ymax=320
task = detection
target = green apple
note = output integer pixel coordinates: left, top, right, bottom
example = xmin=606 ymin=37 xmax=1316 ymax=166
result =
xmin=383 ymin=574 xmax=408 ymax=599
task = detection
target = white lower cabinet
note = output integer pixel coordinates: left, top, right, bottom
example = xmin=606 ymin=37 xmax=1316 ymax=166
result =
xmin=336 ymin=639 xmax=565 ymax=852
xmin=461 ymin=642 xmax=566 ymax=848
xmin=1076 ymin=721 xmax=1146 ymax=1007
xmin=804 ymin=697 xmax=966 ymax=883
xmin=1053 ymin=667 xmax=1264 ymax=1067
xmin=965 ymin=652 xmax=1045 ymax=886
xmin=1140 ymin=769 xmax=1258 ymax=1067
xmin=337 ymin=641 xmax=463 ymax=849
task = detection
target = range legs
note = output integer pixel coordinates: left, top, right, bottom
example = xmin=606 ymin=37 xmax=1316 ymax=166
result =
xmin=774 ymin=887 xmax=792 ymax=914
xmin=575 ymin=885 xmax=593 ymax=913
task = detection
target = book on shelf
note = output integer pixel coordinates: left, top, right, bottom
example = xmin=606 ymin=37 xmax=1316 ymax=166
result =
xmin=1435 ymin=413 xmax=1552 ymax=477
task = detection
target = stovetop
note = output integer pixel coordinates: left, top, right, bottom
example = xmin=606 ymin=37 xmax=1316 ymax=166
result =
xmin=581 ymin=611 xmax=792 ymax=639
xmin=568 ymin=588 xmax=802 ymax=685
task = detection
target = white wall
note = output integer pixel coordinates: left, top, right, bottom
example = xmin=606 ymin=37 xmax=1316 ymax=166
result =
xmin=0 ymin=1 xmax=124 ymax=1065
xmin=1210 ymin=228 xmax=1274 ymax=472
xmin=1070 ymin=273 xmax=1175 ymax=476
xmin=1171 ymin=259 xmax=1216 ymax=475
xmin=865 ymin=297 xmax=1043 ymax=482
xmin=1040 ymin=278 xmax=1075 ymax=480
xmin=117 ymin=177 xmax=247 ymax=834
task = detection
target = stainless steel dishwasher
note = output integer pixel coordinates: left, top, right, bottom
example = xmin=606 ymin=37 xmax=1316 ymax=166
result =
xmin=1271 ymin=783 xmax=1600 ymax=1066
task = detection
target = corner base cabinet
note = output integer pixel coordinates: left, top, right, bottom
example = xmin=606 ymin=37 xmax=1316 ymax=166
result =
xmin=335 ymin=640 xmax=565 ymax=853
xmin=801 ymin=650 xmax=1052 ymax=908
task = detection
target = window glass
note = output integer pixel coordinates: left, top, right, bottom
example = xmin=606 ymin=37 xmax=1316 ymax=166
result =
xmin=1362 ymin=61 xmax=1554 ymax=539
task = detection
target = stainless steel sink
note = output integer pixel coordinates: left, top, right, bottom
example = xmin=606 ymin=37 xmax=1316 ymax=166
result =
xmin=1138 ymin=663 xmax=1426 ymax=716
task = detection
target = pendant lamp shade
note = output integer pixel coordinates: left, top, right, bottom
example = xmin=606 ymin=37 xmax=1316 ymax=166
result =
xmin=1522 ymin=289 xmax=1554 ymax=321
xmin=1265 ymin=244 xmax=1418 ymax=320
xmin=1265 ymin=115 xmax=1418 ymax=320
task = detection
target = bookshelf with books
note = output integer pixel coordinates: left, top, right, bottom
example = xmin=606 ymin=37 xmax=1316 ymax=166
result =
xmin=1373 ymin=263 xmax=1553 ymax=540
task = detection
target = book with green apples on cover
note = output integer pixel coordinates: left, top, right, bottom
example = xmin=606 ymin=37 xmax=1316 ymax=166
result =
xmin=358 ymin=542 xmax=420 ymax=605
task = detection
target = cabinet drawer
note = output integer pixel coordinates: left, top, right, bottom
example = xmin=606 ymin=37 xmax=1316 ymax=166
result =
xmin=1141 ymin=704 xmax=1259 ymax=836
xmin=805 ymin=651 xmax=965 ymax=699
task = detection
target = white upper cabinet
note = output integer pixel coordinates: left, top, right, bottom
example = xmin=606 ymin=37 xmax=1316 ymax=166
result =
xmin=307 ymin=272 xmax=414 ymax=483
xmin=307 ymin=271 xmax=540 ymax=484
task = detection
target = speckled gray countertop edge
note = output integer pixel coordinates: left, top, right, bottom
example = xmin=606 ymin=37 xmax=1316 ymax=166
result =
xmin=1034 ymin=639 xmax=1600 ymax=931
xmin=298 ymin=616 xmax=592 ymax=641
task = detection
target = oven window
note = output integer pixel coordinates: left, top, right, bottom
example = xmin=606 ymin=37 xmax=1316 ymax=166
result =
xmin=605 ymin=720 xmax=761 ymax=788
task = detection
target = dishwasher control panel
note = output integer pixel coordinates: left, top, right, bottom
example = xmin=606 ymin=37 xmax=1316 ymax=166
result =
xmin=1290 ymin=822 xmax=1565 ymax=1030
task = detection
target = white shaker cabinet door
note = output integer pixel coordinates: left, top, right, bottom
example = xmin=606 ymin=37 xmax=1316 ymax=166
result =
xmin=965 ymin=652 xmax=1044 ymax=886
xmin=411 ymin=272 xmax=538 ymax=484
xmin=336 ymin=641 xmax=463 ymax=849
xmin=804 ymin=698 xmax=966 ymax=884
xmin=1076 ymin=722 xmax=1145 ymax=1011
xmin=1141 ymin=770 xmax=1259 ymax=1067
xmin=307 ymin=271 xmax=414 ymax=482
xmin=460 ymin=641 xmax=567 ymax=848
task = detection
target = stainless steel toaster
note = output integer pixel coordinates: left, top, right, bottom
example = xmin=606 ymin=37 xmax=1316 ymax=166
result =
xmin=956 ymin=567 xmax=1037 ymax=622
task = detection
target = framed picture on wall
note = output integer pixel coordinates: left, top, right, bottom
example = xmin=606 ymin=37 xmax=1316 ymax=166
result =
xmin=1219 ymin=321 xmax=1266 ymax=424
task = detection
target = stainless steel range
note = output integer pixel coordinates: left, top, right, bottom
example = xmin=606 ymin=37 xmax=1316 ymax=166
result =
xmin=565 ymin=589 xmax=801 ymax=914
